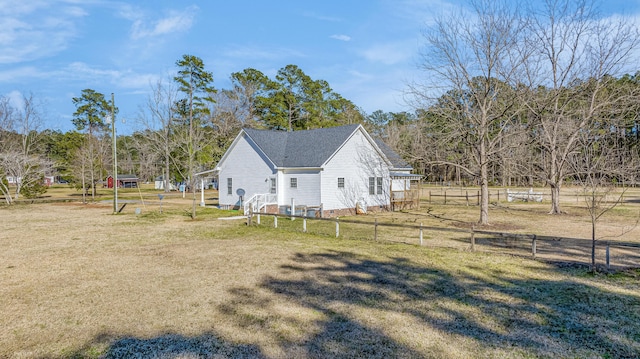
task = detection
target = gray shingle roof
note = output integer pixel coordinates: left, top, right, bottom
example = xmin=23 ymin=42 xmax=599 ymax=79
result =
xmin=243 ymin=124 xmax=362 ymax=167
xmin=374 ymin=138 xmax=412 ymax=169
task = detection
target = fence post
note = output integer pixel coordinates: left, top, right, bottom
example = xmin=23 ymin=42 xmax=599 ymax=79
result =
xmin=274 ymin=215 xmax=278 ymax=228
xmin=466 ymin=191 xmax=469 ymax=206
xmin=470 ymin=225 xmax=476 ymax=251
xmin=532 ymin=234 xmax=537 ymax=258
xmin=444 ymin=190 xmax=447 ymax=204
xmin=419 ymin=222 xmax=423 ymax=246
xmin=248 ymin=212 xmax=252 ymax=226
xmin=335 ymin=217 xmax=340 ymax=237
xmin=606 ymin=242 xmax=610 ymax=270
xmin=497 ymin=190 xmax=500 ymax=202
xmin=374 ymin=218 xmax=378 ymax=241
xmin=303 ymin=217 xmax=307 ymax=233
xmin=477 ymin=191 xmax=480 ymax=205
xmin=257 ymin=213 xmax=261 ymax=225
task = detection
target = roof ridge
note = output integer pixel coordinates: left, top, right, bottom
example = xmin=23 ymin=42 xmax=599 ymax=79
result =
xmin=243 ymin=125 xmax=361 ymax=167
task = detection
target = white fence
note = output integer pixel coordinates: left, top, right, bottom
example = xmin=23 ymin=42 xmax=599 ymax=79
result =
xmin=506 ymin=188 xmax=543 ymax=202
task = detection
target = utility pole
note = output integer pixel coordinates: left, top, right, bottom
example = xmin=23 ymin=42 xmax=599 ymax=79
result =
xmin=111 ymin=93 xmax=118 ymax=214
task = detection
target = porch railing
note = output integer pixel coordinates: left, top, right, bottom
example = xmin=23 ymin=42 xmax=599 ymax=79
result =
xmin=243 ymin=193 xmax=277 ymax=215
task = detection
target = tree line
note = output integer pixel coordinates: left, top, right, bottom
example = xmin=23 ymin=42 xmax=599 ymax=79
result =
xmin=1 ymin=0 xmax=639 ymax=236
xmin=394 ymin=0 xmax=640 ymax=227
xmin=0 ymin=57 xmax=369 ymax=205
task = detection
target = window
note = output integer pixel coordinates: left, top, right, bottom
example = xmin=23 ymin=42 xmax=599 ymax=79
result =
xmin=227 ymin=178 xmax=232 ymax=195
xmin=337 ymin=177 xmax=345 ymax=188
xmin=290 ymin=178 xmax=297 ymax=188
xmin=369 ymin=176 xmax=383 ymax=195
xmin=269 ymin=178 xmax=276 ymax=194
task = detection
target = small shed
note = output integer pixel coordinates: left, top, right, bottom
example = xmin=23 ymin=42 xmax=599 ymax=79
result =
xmin=154 ymin=176 xmax=177 ymax=190
xmin=44 ymin=176 xmax=55 ymax=187
xmin=106 ymin=174 xmax=139 ymax=189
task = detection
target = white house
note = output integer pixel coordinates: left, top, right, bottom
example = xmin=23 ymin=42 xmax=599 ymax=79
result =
xmin=214 ymin=124 xmax=421 ymax=217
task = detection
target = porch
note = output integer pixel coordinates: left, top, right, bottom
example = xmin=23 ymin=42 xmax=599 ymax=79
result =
xmin=390 ymin=173 xmax=422 ymax=211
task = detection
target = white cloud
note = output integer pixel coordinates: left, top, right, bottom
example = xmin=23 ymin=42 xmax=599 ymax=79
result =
xmin=0 ymin=66 xmax=43 ymax=82
xmin=223 ymin=45 xmax=305 ymax=61
xmin=0 ymin=1 xmax=84 ymax=64
xmin=130 ymin=5 xmax=198 ymax=40
xmin=115 ymin=3 xmax=140 ymax=21
xmin=330 ymin=34 xmax=351 ymax=42
xmin=64 ymin=6 xmax=88 ymax=18
xmin=0 ymin=0 xmax=48 ymax=16
xmin=67 ymin=62 xmax=119 ymax=78
xmin=64 ymin=62 xmax=158 ymax=89
xmin=359 ymin=41 xmax=414 ymax=65
xmin=7 ymin=90 xmax=24 ymax=109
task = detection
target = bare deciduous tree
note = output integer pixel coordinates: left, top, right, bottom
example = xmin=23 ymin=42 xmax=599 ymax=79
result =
xmin=523 ymin=0 xmax=640 ymax=214
xmin=0 ymin=93 xmax=52 ymax=203
xmin=569 ymin=126 xmax=639 ymax=271
xmin=412 ymin=0 xmax=528 ymax=224
xmin=137 ymin=79 xmax=180 ymax=192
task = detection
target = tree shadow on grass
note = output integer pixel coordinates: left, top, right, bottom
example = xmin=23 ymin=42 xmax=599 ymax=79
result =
xmin=69 ymin=250 xmax=640 ymax=358
xmin=469 ymin=233 xmax=640 ymax=270
xmin=67 ymin=332 xmax=266 ymax=359
xmin=239 ymin=251 xmax=640 ymax=358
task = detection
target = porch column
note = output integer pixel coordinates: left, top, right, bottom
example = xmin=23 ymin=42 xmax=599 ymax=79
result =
xmin=200 ymin=178 xmax=205 ymax=207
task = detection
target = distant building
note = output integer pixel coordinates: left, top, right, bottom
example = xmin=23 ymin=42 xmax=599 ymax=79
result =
xmin=154 ymin=176 xmax=177 ymax=190
xmin=106 ymin=174 xmax=139 ymax=188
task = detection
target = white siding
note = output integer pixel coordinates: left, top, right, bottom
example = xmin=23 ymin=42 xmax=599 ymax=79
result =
xmin=282 ymin=170 xmax=321 ymax=206
xmin=392 ymin=179 xmax=410 ymax=191
xmin=321 ymin=129 xmax=390 ymax=211
xmin=217 ymin=134 xmax=275 ymax=207
xmin=391 ymin=170 xmax=414 ymax=191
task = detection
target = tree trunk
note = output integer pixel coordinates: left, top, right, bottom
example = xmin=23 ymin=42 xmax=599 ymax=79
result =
xmin=479 ymin=172 xmax=489 ymax=225
xmin=479 ymin=140 xmax=489 ymax=225
xmin=591 ymin=219 xmax=596 ymax=273
xmin=164 ymin=148 xmax=170 ymax=193
xmin=90 ymin=168 xmax=95 ymax=202
xmin=81 ymin=156 xmax=86 ymax=204
xmin=549 ymin=184 xmax=562 ymax=214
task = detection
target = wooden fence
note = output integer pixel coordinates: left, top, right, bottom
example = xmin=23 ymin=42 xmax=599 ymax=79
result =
xmin=421 ymin=187 xmax=640 ymax=205
xmin=425 ymin=189 xmax=498 ymax=205
xmin=248 ymin=211 xmax=640 ymax=270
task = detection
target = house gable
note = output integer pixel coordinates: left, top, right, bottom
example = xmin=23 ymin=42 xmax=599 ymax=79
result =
xmin=216 ymin=132 xmax=277 ymax=208
xmin=320 ymin=128 xmax=391 ymax=211
xmin=321 ymin=125 xmax=392 ymax=169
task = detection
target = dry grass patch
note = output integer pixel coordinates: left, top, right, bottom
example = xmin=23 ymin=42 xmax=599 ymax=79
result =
xmin=1 ymin=202 xmax=639 ymax=358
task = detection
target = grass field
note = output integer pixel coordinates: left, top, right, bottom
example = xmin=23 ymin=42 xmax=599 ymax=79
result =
xmin=1 ymin=185 xmax=640 ymax=358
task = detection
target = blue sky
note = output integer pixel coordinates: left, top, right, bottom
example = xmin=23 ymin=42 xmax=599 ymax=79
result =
xmin=2 ymin=0 xmax=639 ymax=134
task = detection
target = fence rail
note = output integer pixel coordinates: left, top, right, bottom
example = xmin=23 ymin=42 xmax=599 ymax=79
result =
xmin=421 ymin=187 xmax=640 ymax=205
xmin=248 ymin=211 xmax=640 ymax=270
